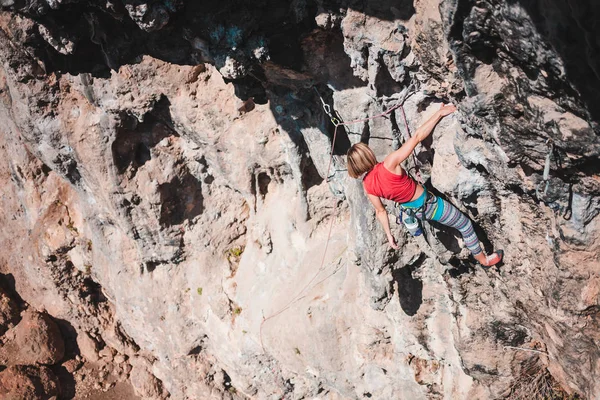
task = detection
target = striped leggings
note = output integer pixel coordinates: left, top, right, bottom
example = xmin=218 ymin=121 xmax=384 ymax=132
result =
xmin=414 ymin=196 xmax=483 ymax=256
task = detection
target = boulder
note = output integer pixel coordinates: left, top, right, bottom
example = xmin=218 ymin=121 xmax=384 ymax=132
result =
xmin=0 ymin=365 xmax=60 ymax=400
xmin=75 ymin=331 xmax=100 ymax=363
xmin=0 ymin=310 xmax=65 ymax=366
xmin=130 ymin=362 xmax=167 ymax=400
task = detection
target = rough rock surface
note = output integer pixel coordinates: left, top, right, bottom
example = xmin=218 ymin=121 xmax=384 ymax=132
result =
xmin=0 ymin=309 xmax=65 ymax=365
xmin=0 ymin=0 xmax=598 ymax=399
xmin=0 ymin=286 xmax=20 ymax=335
xmin=0 ymin=365 xmax=60 ymax=400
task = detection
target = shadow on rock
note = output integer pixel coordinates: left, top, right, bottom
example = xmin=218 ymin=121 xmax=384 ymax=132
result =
xmin=49 ymin=319 xmax=78 ymax=399
xmin=516 ymin=0 xmax=600 ymax=121
xmin=392 ymin=254 xmax=426 ymax=316
xmin=50 ymin=364 xmax=76 ymax=399
xmin=321 ymin=0 xmax=416 ymax=22
xmin=446 ymin=257 xmax=475 ymax=278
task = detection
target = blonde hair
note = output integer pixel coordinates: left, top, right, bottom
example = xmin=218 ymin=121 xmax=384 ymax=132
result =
xmin=347 ymin=143 xmax=377 ymax=178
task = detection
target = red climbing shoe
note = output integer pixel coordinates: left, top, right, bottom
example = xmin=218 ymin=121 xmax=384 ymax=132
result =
xmin=483 ymin=250 xmax=503 ymax=267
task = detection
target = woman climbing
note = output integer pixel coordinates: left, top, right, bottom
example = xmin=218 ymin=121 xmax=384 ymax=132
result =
xmin=346 ymin=104 xmax=503 ymax=267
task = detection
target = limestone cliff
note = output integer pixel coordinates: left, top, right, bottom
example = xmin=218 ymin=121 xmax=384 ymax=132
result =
xmin=0 ymin=0 xmax=598 ymax=399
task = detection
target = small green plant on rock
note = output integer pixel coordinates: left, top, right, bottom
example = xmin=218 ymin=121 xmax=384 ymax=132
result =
xmin=228 ymin=247 xmax=244 ymax=258
xmin=197 ymin=287 xmax=203 ymax=295
xmin=226 ymin=246 xmax=245 ymax=278
xmin=230 ymin=301 xmax=243 ymax=324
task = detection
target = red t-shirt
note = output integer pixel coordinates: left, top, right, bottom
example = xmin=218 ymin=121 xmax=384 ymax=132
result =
xmin=363 ymin=162 xmax=417 ymax=203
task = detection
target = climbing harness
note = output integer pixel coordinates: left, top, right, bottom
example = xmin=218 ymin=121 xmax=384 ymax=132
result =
xmin=399 ymin=210 xmax=423 ymax=236
xmin=396 ymin=191 xmax=437 ymax=237
xmin=259 ymin=89 xmax=410 ymax=350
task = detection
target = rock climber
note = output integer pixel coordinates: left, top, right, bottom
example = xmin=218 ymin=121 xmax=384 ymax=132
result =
xmin=346 ymin=104 xmax=503 ymax=267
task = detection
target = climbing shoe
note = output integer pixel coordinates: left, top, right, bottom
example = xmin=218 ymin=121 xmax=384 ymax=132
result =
xmin=482 ymin=250 xmax=504 ymax=268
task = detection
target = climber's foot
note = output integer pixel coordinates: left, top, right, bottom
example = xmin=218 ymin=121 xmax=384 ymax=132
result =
xmin=481 ymin=250 xmax=503 ymax=268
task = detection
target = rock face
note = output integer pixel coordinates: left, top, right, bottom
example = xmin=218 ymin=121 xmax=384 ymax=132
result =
xmin=0 ymin=0 xmax=598 ymax=399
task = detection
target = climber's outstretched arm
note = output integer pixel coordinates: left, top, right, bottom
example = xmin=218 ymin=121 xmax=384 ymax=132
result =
xmin=367 ymin=193 xmax=399 ymax=249
xmin=383 ymin=104 xmax=456 ymax=170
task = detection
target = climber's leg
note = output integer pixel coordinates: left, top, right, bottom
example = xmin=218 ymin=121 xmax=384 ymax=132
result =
xmin=424 ymin=196 xmax=503 ymax=266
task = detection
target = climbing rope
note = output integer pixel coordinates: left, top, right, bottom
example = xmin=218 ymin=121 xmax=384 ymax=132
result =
xmin=259 ymin=89 xmax=410 ymax=350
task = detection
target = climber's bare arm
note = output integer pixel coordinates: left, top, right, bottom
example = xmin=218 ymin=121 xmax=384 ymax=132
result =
xmin=383 ymin=104 xmax=456 ymax=170
xmin=367 ymin=193 xmax=399 ymax=249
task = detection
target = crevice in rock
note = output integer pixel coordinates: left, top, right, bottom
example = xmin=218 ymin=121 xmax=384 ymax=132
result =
xmin=81 ymin=277 xmax=108 ymax=304
xmin=373 ymin=55 xmax=404 ymax=97
xmin=391 ymin=253 xmax=426 ymax=316
xmin=300 ymin=154 xmax=324 ymax=192
xmin=114 ymin=322 xmax=140 ymax=353
xmin=158 ymin=170 xmax=204 ymax=227
xmin=360 ymin=120 xmax=372 ymax=144
xmin=52 ymin=153 xmax=82 ymax=186
xmin=111 ymin=97 xmax=179 ymax=176
xmin=257 ymin=171 xmax=271 ymax=199
xmin=222 ymin=369 xmax=232 ymax=391
xmin=49 ymin=364 xmax=76 ymax=399
xmin=490 ymin=320 xmax=530 ymax=347
xmin=49 ymin=318 xmax=79 ymax=399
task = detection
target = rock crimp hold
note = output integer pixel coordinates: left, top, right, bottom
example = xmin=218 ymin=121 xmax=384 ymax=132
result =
xmin=0 ymin=310 xmax=65 ymax=366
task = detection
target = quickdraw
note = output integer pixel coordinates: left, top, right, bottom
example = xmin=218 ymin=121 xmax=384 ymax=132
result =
xmin=313 ymin=87 xmax=341 ymax=126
